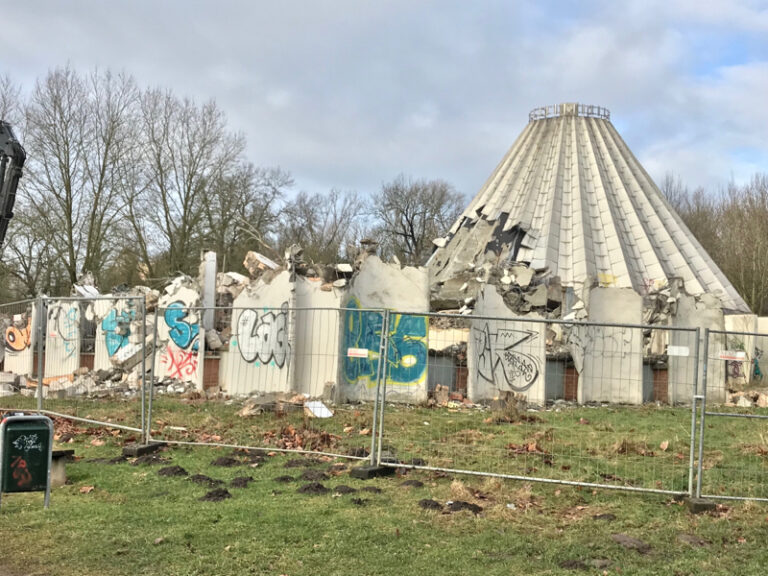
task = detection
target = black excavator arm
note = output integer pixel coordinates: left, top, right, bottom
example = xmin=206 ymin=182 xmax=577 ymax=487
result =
xmin=0 ymin=121 xmax=25 ymax=250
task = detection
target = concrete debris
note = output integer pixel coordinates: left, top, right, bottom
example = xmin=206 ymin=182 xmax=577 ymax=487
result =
xmin=243 ymin=251 xmax=280 ymax=277
xmin=336 ymin=263 xmax=353 ymax=273
xmin=511 ymin=266 xmax=533 ymax=287
xmin=432 ymin=237 xmax=447 ymax=248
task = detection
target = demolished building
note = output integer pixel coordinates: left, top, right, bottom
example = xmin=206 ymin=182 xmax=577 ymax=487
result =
xmin=428 ymin=103 xmax=755 ymax=404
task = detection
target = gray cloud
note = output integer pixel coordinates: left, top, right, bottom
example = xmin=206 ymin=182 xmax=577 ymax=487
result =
xmin=1 ymin=0 xmax=767 ymax=197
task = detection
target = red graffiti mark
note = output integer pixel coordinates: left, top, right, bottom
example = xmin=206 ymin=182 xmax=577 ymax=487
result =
xmin=11 ymin=455 xmax=32 ymax=488
xmin=162 ymin=346 xmax=198 ymax=380
xmin=5 ymin=319 xmax=31 ymax=352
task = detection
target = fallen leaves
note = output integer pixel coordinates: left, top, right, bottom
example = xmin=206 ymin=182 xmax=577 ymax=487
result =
xmin=263 ymin=425 xmax=340 ymax=451
xmin=79 ymin=486 xmax=95 ymax=494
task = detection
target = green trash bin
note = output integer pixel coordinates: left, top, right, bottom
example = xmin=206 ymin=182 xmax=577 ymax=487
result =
xmin=0 ymin=414 xmax=54 ymax=509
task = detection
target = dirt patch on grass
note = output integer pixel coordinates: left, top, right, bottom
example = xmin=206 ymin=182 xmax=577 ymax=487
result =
xmin=300 ymin=469 xmax=329 ymax=482
xmin=211 ymin=456 xmax=242 ymax=467
xmin=333 ymin=485 xmax=357 ymax=494
xmin=200 ymin=488 xmax=232 ymax=502
xmin=401 ymin=479 xmax=424 ymax=488
xmin=297 ymin=482 xmax=329 ymax=495
xmin=158 ymin=465 xmax=188 ymax=477
xmin=446 ymin=500 xmax=483 ymax=515
xmin=350 ymin=497 xmax=368 ymax=506
xmin=273 ymin=475 xmax=295 ymax=483
xmin=188 ymin=474 xmax=223 ymax=487
xmin=230 ymin=476 xmax=254 ymax=488
xmin=418 ymin=499 xmax=443 ymax=511
xmin=610 ymin=533 xmax=651 ymax=554
xmin=360 ymin=486 xmax=382 ymax=494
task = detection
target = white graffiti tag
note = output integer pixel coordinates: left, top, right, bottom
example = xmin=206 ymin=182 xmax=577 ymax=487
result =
xmin=236 ymin=302 xmax=291 ymax=368
xmin=12 ymin=434 xmax=43 ymax=452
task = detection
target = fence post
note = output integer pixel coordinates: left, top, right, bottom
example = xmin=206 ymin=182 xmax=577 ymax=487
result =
xmin=145 ymin=305 xmax=160 ymax=445
xmin=375 ymin=310 xmax=391 ymax=467
xmin=36 ymin=295 xmax=46 ymax=412
xmin=139 ymin=297 xmax=147 ymax=444
xmin=696 ymin=328 xmax=710 ymax=498
xmin=688 ymin=328 xmax=701 ymax=497
xmin=368 ymin=309 xmax=387 ymax=466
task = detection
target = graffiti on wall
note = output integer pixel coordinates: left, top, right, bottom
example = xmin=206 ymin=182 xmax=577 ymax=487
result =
xmin=473 ymin=323 xmax=540 ymax=392
xmin=102 ymin=308 xmax=135 ymax=357
xmin=48 ymin=303 xmax=79 ymax=360
xmin=5 ymin=317 xmax=31 ymax=353
xmin=162 ymin=301 xmax=199 ymax=380
xmin=235 ymin=302 xmax=291 ymax=368
xmin=343 ymin=298 xmax=427 ymax=388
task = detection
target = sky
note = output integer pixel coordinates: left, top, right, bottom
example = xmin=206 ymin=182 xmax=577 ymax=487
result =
xmin=2 ymin=0 xmax=768 ymax=199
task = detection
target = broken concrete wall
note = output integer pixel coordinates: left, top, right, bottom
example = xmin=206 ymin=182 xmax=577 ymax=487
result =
xmin=723 ymin=314 xmax=758 ymax=388
xmin=293 ymin=277 xmax=343 ymax=398
xmin=3 ymin=303 xmax=37 ymax=377
xmin=221 ymin=271 xmax=343 ymax=398
xmin=45 ymin=301 xmax=80 ymax=378
xmin=467 ymin=285 xmax=547 ymax=405
xmin=568 ymin=288 xmax=643 ymax=404
xmin=670 ymin=291 xmax=726 ymax=403
xmin=222 ymin=271 xmax=293 ymax=396
xmin=88 ymin=298 xmax=139 ymax=372
xmin=154 ymin=278 xmax=202 ymax=387
xmin=342 ymin=256 xmax=429 ymax=404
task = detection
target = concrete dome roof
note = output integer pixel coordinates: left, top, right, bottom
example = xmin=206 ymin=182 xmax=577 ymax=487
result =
xmin=430 ymin=103 xmax=749 ymax=312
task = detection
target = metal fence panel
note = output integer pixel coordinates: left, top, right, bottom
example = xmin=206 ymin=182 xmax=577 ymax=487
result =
xmin=698 ymin=328 xmax=768 ymax=501
xmin=376 ymin=312 xmax=700 ymax=496
xmin=146 ymin=305 xmax=387 ymax=462
xmin=0 ymin=299 xmax=40 ymax=414
xmin=37 ymin=296 xmax=147 ymax=434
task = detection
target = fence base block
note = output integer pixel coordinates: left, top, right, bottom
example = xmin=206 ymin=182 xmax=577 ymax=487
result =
xmin=350 ymin=465 xmax=396 ymax=480
xmin=685 ymin=497 xmax=716 ymax=514
xmin=123 ymin=442 xmax=166 ymax=457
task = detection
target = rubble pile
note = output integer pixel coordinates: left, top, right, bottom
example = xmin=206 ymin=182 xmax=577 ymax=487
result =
xmin=13 ymin=367 xmax=197 ymax=400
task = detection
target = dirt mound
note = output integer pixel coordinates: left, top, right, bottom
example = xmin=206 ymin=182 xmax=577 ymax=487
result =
xmin=158 ymin=465 xmax=188 ymax=477
xmin=446 ymin=501 xmax=482 ymax=514
xmin=300 ymin=469 xmax=329 ymax=482
xmin=200 ymin=488 xmax=232 ymax=502
xmin=230 ymin=476 xmax=254 ymax=488
xmin=418 ymin=499 xmax=442 ymax=511
xmin=360 ymin=486 xmax=382 ymax=494
xmin=211 ymin=457 xmax=242 ymax=467
xmin=333 ymin=485 xmax=357 ymax=494
xmin=297 ymin=482 xmax=329 ymax=495
xmin=400 ymin=480 xmax=424 ymax=488
xmin=273 ymin=475 xmax=295 ymax=483
xmin=188 ymin=474 xmax=223 ymax=487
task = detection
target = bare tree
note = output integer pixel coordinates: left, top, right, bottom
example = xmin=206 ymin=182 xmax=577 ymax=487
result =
xmin=23 ymin=66 xmax=137 ymax=287
xmin=203 ymin=164 xmax=292 ymax=272
xmin=139 ymin=89 xmax=245 ymax=276
xmin=276 ymin=189 xmax=365 ymax=264
xmin=370 ymin=175 xmax=464 ymax=265
xmin=0 ymin=75 xmax=22 ymax=126
xmin=717 ymin=176 xmax=768 ymax=315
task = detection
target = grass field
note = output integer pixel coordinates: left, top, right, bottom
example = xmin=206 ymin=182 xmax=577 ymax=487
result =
xmin=1 ymin=397 xmax=768 ymax=575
